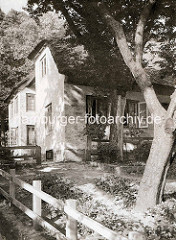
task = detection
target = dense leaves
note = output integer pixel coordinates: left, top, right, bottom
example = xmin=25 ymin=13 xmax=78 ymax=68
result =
xmin=96 ymin=175 xmax=138 ymax=207
xmin=27 ymin=0 xmax=176 ymax=75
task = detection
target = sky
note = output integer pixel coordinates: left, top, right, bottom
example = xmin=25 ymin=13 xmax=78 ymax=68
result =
xmin=0 ymin=0 xmax=27 ymax=14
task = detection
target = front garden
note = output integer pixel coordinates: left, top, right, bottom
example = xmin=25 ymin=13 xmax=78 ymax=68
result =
xmin=1 ymin=141 xmax=176 ymax=240
xmin=1 ymin=161 xmax=175 ymax=240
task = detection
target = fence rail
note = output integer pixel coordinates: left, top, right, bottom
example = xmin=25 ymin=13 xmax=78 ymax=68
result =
xmin=0 ymin=169 xmax=146 ymax=240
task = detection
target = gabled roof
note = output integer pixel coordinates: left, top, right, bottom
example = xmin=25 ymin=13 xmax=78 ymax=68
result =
xmin=29 ymin=39 xmax=175 ymax=93
xmin=28 ymin=40 xmax=47 ymax=60
xmin=28 ymin=39 xmax=133 ymax=91
xmin=5 ymin=73 xmax=35 ymax=103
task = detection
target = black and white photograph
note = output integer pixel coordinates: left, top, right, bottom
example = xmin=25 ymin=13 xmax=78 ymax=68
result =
xmin=0 ymin=0 xmax=176 ymax=239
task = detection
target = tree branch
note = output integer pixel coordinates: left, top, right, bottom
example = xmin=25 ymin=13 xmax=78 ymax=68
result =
xmin=57 ymin=2 xmax=83 ymax=40
xmin=134 ymin=0 xmax=157 ymax=66
xmin=94 ymin=2 xmax=136 ymax=73
xmin=94 ymin=1 xmax=165 ymax=115
xmin=167 ymin=89 xmax=176 ymax=118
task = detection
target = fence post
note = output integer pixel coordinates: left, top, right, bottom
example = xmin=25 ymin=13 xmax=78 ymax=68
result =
xmin=66 ymin=199 xmax=78 ymax=240
xmin=32 ymin=180 xmax=41 ymax=230
xmin=9 ymin=169 xmax=16 ymax=206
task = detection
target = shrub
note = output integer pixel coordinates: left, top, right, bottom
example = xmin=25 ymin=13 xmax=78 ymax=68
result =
xmin=145 ymin=199 xmax=176 ymax=239
xmin=0 ymin=148 xmax=16 ymax=169
xmin=96 ymin=175 xmax=138 ymax=207
xmin=132 ymin=141 xmax=151 ymax=162
xmin=97 ymin=141 xmax=120 ymax=163
xmin=36 ymin=174 xmax=83 ymax=200
xmin=86 ymin=123 xmax=107 ymax=139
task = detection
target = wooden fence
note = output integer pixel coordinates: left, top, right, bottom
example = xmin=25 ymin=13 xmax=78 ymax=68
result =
xmin=0 ymin=169 xmax=146 ymax=240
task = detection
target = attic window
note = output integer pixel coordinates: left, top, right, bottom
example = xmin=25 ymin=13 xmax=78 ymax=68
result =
xmin=40 ymin=54 xmax=47 ymax=77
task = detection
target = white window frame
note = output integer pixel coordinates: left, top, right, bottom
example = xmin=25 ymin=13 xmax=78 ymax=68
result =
xmin=45 ymin=103 xmax=52 ymax=134
xmin=138 ymin=102 xmax=148 ymax=128
xmin=40 ymin=54 xmax=47 ymax=78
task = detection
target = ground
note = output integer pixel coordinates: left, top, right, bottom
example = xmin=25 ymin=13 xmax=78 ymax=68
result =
xmin=0 ymin=161 xmax=176 ymax=239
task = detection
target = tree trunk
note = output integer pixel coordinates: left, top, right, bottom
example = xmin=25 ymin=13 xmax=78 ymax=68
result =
xmin=135 ymin=124 xmax=174 ymax=212
xmin=0 ymin=116 xmax=6 ymax=147
xmin=109 ymin=91 xmax=119 ymax=142
xmin=109 ymin=91 xmax=125 ymax=160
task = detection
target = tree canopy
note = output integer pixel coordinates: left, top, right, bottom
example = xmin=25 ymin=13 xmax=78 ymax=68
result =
xmin=27 ymin=0 xmax=176 ymax=79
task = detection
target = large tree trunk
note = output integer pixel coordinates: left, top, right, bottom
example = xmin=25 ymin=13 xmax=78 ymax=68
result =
xmin=135 ymin=124 xmax=174 ymax=212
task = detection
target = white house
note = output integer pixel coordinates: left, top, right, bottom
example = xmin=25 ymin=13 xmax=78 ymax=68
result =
xmin=6 ymin=39 xmax=174 ymax=162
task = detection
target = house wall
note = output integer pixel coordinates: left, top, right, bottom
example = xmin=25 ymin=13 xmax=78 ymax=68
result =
xmin=8 ymin=87 xmax=36 ymax=146
xmin=64 ymin=83 xmax=110 ymax=162
xmin=8 ymin=87 xmax=36 ymax=156
xmin=64 ymin=85 xmax=171 ymax=161
xmin=8 ymin=92 xmax=21 ymax=144
xmin=35 ymin=47 xmax=65 ymax=162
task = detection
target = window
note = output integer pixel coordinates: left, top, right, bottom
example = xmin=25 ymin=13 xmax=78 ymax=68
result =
xmin=40 ymin=55 xmax=47 ymax=77
xmin=46 ymin=150 xmax=53 ymax=161
xmin=14 ymin=96 xmax=18 ymax=114
xmin=124 ymin=100 xmax=148 ymax=128
xmin=26 ymin=93 xmax=35 ymax=111
xmin=138 ymin=102 xmax=148 ymax=128
xmin=45 ymin=103 xmax=52 ymax=134
xmin=27 ymin=125 xmax=36 ymax=145
xmin=86 ymin=95 xmax=108 ymax=120
xmin=124 ymin=100 xmax=138 ymax=127
xmin=10 ymin=127 xmax=18 ymax=145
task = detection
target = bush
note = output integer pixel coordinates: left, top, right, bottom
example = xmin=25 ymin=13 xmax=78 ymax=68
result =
xmin=0 ymin=148 xmax=16 ymax=169
xmin=132 ymin=141 xmax=151 ymax=162
xmin=145 ymin=199 xmax=176 ymax=240
xmin=97 ymin=141 xmax=120 ymax=163
xmin=96 ymin=175 xmax=138 ymax=207
xmin=86 ymin=123 xmax=107 ymax=139
xmin=36 ymin=174 xmax=83 ymax=200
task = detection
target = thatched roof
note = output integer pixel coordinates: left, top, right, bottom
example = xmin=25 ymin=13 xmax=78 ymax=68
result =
xmin=28 ymin=39 xmax=133 ymax=91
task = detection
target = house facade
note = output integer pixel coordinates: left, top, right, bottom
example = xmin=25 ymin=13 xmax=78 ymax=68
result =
xmin=6 ymin=40 xmax=174 ymax=162
xmin=7 ymin=78 xmax=36 ymax=147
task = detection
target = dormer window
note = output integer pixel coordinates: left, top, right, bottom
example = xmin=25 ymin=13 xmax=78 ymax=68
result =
xmin=40 ymin=54 xmax=47 ymax=77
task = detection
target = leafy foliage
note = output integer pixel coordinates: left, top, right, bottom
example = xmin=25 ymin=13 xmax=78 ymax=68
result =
xmin=145 ymin=199 xmax=176 ymax=240
xmin=27 ymin=0 xmax=176 ymax=78
xmin=38 ymin=174 xmax=82 ymax=200
xmin=96 ymin=175 xmax=138 ymax=207
xmin=97 ymin=141 xmax=120 ymax=163
xmin=133 ymin=141 xmax=151 ymax=162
